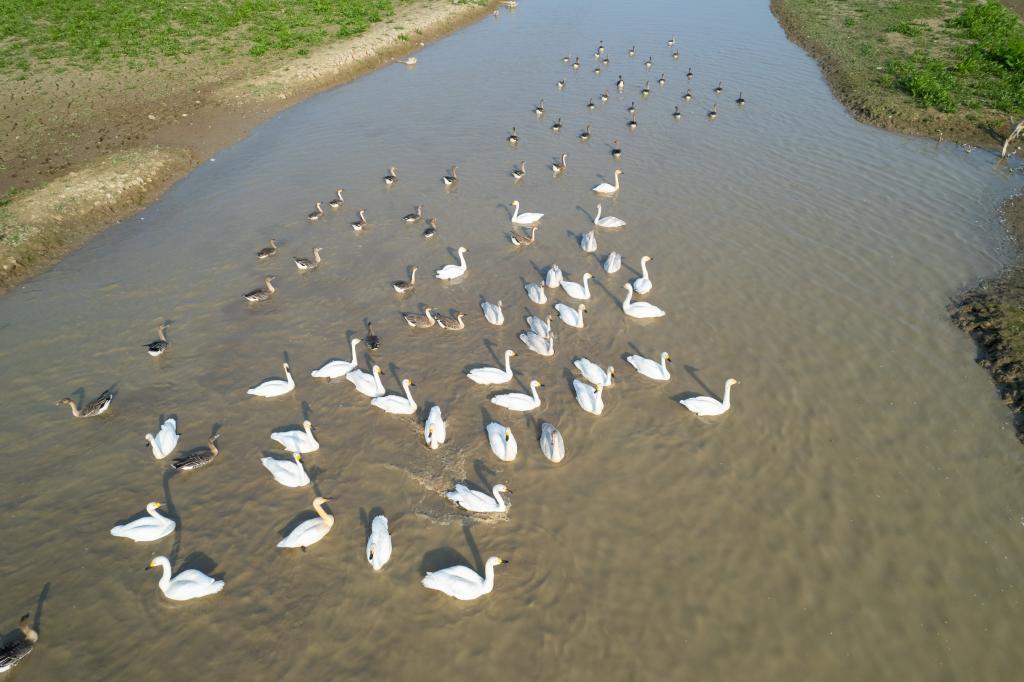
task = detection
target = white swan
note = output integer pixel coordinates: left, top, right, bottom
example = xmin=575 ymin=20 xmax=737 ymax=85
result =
xmin=545 ymin=264 xmax=563 ymax=288
xmin=247 ymin=362 xmax=295 ymax=398
xmin=627 ymin=351 xmax=671 ymax=381
xmin=561 ymin=272 xmax=592 ymax=300
xmin=366 ymin=515 xmax=392 ymax=571
xmin=424 ymin=405 xmax=446 ymax=449
xmin=311 ymin=338 xmax=360 ymax=379
xmin=481 ymin=299 xmax=504 ymax=325
xmin=422 ymin=556 xmax=508 ymax=600
xmin=435 ymin=246 xmax=469 ymax=280
xmin=371 ymin=378 xmax=417 ymax=414
xmin=580 ymin=230 xmax=597 ymax=253
xmin=525 ymin=281 xmax=547 ymax=304
xmin=574 ymin=357 xmax=614 ymax=386
xmin=555 ymin=302 xmax=586 ymax=328
xmin=633 ymin=256 xmax=653 ymax=294
xmin=346 ymin=364 xmax=386 ymax=398
xmin=594 ymin=203 xmax=627 ymax=228
xmin=447 ymin=483 xmax=509 ymax=513
xmin=490 ymin=379 xmax=542 ymax=411
xmin=145 ymin=418 xmax=179 ymax=460
xmin=680 ymin=378 xmax=738 ymax=416
xmin=519 ymin=330 xmax=555 ymax=356
xmin=110 ymin=502 xmax=175 ymax=542
xmin=278 ymin=497 xmax=334 ymax=549
xmin=260 ymin=452 xmax=310 ymax=488
xmin=573 ymin=379 xmax=605 ymax=415
xmin=466 ymin=350 xmax=516 ymax=385
xmin=592 ymin=169 xmax=623 ymax=195
xmin=270 ymin=420 xmax=320 ymax=453
xmin=622 ymin=282 xmax=665 ymax=318
xmin=147 ymin=556 xmax=224 ymax=601
xmin=539 ymin=422 xmax=565 ymax=463
xmin=527 ymin=315 xmax=552 ymax=338
xmin=486 ymin=422 xmax=518 ymax=461
xmin=510 ymin=200 xmax=544 ymax=225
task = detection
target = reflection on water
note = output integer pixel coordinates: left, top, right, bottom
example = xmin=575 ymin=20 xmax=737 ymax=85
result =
xmin=1 ymin=0 xmax=1023 ymax=679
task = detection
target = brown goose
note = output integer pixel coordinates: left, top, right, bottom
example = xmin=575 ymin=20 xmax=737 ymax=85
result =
xmin=256 ymin=239 xmax=278 ymax=259
xmin=293 ymin=247 xmax=322 ymax=271
xmin=442 ymin=165 xmax=458 ymax=188
xmin=0 ymin=613 xmax=37 ymax=673
xmin=57 ymin=390 xmax=112 ymax=418
xmin=144 ymin=322 xmax=169 ymax=356
xmin=171 ymin=435 xmax=220 ymax=471
xmin=242 ymin=276 xmax=276 ymax=303
xmin=307 ymin=202 xmax=324 ymax=221
xmin=403 ymin=308 xmax=435 ymax=328
xmin=510 ymin=226 xmax=538 ymax=247
xmin=393 ymin=266 xmax=418 ymax=293
xmin=435 ymin=312 xmax=466 ymax=331
xmin=383 ymin=166 xmax=398 ymax=186
xmin=402 ymin=205 xmax=423 ymax=223
xmin=423 ymin=217 xmax=438 ymax=239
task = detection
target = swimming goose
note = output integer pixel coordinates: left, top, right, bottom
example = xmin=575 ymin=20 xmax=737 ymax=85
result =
xmin=601 ymin=90 xmax=609 ymax=102
xmin=435 ymin=312 xmax=466 ymax=331
xmin=371 ymin=378 xmax=417 ymax=414
xmin=574 ymin=357 xmax=614 ymax=387
xmin=466 ymin=350 xmax=515 ymax=385
xmin=572 ymin=57 xmax=580 ymax=70
xmin=447 ymin=483 xmax=509 ymax=513
xmin=593 ymin=66 xmax=601 ymax=76
xmin=110 ymin=502 xmax=175 ymax=542
xmin=512 ymin=161 xmax=526 ymax=180
xmin=57 ymin=390 xmax=112 ymax=418
xmin=708 ymin=104 xmax=718 ymax=119
xmin=617 ymin=75 xmax=625 ymax=90
xmin=736 ymin=92 xmax=746 ymax=106
xmin=641 ymin=80 xmax=651 ymax=97
xmin=147 ymin=556 xmax=224 ymax=601
xmin=573 ymin=379 xmax=605 ymax=415
xmin=628 ymin=112 xmax=638 ymax=130
xmin=507 ymin=127 xmax=519 ymax=145
xmin=424 ymin=405 xmax=446 ymax=449
xmin=293 ymin=247 xmax=322 ymax=271
xmin=684 ymin=89 xmax=693 ymax=101
xmin=627 ymin=351 xmax=671 ymax=380
xmin=557 ymin=79 xmax=565 ymax=90
xmin=681 ymin=379 xmax=738 ymax=416
xmin=622 ymin=282 xmax=666 ymax=318
xmin=539 ymin=422 xmax=565 ymax=463
xmin=311 ymin=338 xmax=360 ymax=378
xmin=634 ymin=255 xmax=654 ymax=294
xmin=145 ymin=417 xmax=179 ymax=459
xmin=525 ymin=281 xmax=547 ymax=305
xmin=555 ymin=302 xmax=586 ymax=328
xmin=587 ymin=98 xmax=596 ymax=110
xmin=0 ymin=614 xmax=37 ymax=672
xmin=171 ymin=435 xmax=220 ymax=471
xmin=611 ymin=139 xmax=622 ymax=159
xmin=366 ymin=516 xmax=392 ymax=570
xmin=593 ymin=169 xmax=623 ymax=195
xmin=346 ymin=364 xmax=386 ymax=398
xmin=383 ymin=166 xmax=398 ymax=186
xmin=534 ymin=99 xmax=544 ymax=115
xmin=435 ymin=246 xmax=468 ymax=280
xmin=247 ymin=362 xmax=295 ymax=398
xmin=401 ymin=56 xmax=418 ymax=65
xmin=422 ymin=556 xmax=508 ymax=601
xmin=580 ymin=230 xmax=597 ymax=253
xmin=329 ymin=188 xmax=344 ymax=208
xmin=687 ymin=67 xmax=694 ymax=80
xmin=510 ymin=201 xmax=544 ymax=225
xmin=510 ymin=226 xmax=538 ymax=246
xmin=673 ymin=106 xmax=682 ymax=119
xmin=597 ymin=40 xmax=604 ymax=54
xmin=486 ymin=422 xmax=518 ymax=461
xmin=351 ymin=208 xmax=369 ymax=231
xmin=481 ymin=299 xmax=504 ymax=325
xmin=527 ymin=314 xmax=552 ymax=337
xmin=256 ymin=239 xmax=278 ymax=259
xmin=545 ymin=264 xmax=563 ymax=288
xmin=602 ymin=56 xmax=609 ymax=65
xmin=551 ymin=154 xmax=568 ymax=174
xmin=144 ymin=322 xmax=169 ymax=356
xmin=402 ymin=205 xmax=423 ymax=223
xmin=519 ymin=329 xmax=555 ymax=356
xmin=364 ymin=320 xmax=381 ymax=350
xmin=628 ymin=46 xmax=636 ymax=57
xmin=551 ymin=117 xmax=563 ymax=133
xmin=271 ymin=420 xmax=320 ymax=453
xmin=423 ymin=217 xmax=438 ymax=238
xmin=658 ymin=73 xmax=666 ymax=86
xmin=562 ymin=55 xmax=571 ymax=64
xmin=627 ymin=100 xmax=637 ymax=114
xmin=402 ymin=308 xmax=436 ymax=328
xmin=308 ymin=202 xmax=323 ymax=221
xmin=242 ymin=276 xmax=276 ymax=302
xmin=578 ymin=124 xmax=591 ymax=142
xmin=392 ymin=266 xmax=418 ymax=293
xmin=490 ymin=379 xmax=542 ymax=411
xmin=594 ymin=202 xmax=626 ymax=228
xmin=715 ymin=81 xmax=723 ymax=95
xmin=278 ymin=497 xmax=334 ymax=550
xmin=561 ymin=272 xmax=592 ymax=300
xmin=442 ymin=165 xmax=458 ymax=187
xmin=644 ymin=56 xmax=653 ymax=69
xmin=668 ymin=35 xmax=676 ymax=47
xmin=673 ymin=49 xmax=680 ymax=59
xmin=261 ymin=452 xmax=310 ymax=487
xmin=604 ymin=251 xmax=622 ymax=273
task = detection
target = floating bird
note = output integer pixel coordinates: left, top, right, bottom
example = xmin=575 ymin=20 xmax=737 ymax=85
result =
xmin=147 ymin=556 xmax=224 ymax=601
xmin=644 ymin=56 xmax=653 ymax=69
xmin=247 ymin=362 xmax=295 ymax=398
xmin=573 ymin=379 xmax=605 ymax=415
xmin=510 ymin=200 xmax=544 ymax=225
xmin=687 ymin=67 xmax=694 ymax=80
xmin=447 ymin=483 xmax=509 ymax=513
xmin=574 ymin=358 xmax=614 ymax=387
xmin=392 ymin=266 xmax=418 ymax=293
xmin=539 ymin=422 xmax=565 ymax=463
xmin=611 ymin=139 xmax=622 ymax=159
xmin=329 ymin=188 xmax=344 ymax=208
xmin=351 ymin=208 xmax=369 ymax=231
xmin=293 ymin=247 xmax=322 ymax=271
xmin=627 ymin=351 xmax=671 ymax=380
xmin=628 ymin=101 xmax=637 ymax=114
xmin=673 ymin=106 xmax=682 ymax=119
xmin=507 ymin=127 xmax=519 ymax=145
xmin=673 ymin=49 xmax=680 ymax=59
xmin=525 ymin=281 xmax=547 ymax=305
xmin=534 ymin=99 xmax=545 ymax=115
xmin=510 ymin=225 xmax=538 ymax=246
xmin=551 ymin=153 xmax=568 ymax=174
xmin=435 ymin=312 xmax=467 ymax=331
xmin=491 ymin=379 xmax=542 ymax=411
xmin=555 ymin=302 xmax=586 ymax=328
xmin=466 ymin=350 xmax=516 ymax=385
xmin=617 ymin=75 xmax=625 ymax=90
xmin=557 ymin=79 xmax=565 ymax=90
xmin=257 ymin=239 xmax=278 ymax=259
xmin=171 ymin=435 xmax=220 ymax=471
xmin=579 ymin=124 xmax=592 ymax=142
xmin=308 ymin=202 xmax=324 ymax=221
xmin=658 ymin=73 xmax=666 ymax=86
xmin=145 ymin=417 xmax=179 ymax=459
xmin=278 ymin=497 xmax=334 ymax=550
xmin=110 ymin=502 xmax=175 ymax=542
xmin=512 ymin=161 xmax=527 ymax=180
xmin=482 ymin=299 xmax=504 ymax=325
xmin=681 ymin=379 xmax=738 ymax=416
xmin=551 ymin=117 xmax=562 ymax=133
xmin=442 ymin=165 xmax=458 ymax=188
xmin=422 ymin=557 xmax=508 ymax=601
xmin=402 ymin=205 xmax=423 ymax=223
xmin=622 ymin=282 xmax=666 ymax=318
xmin=634 ymin=255 xmax=654 ymax=294
xmin=401 ymin=56 xmax=417 ymax=65
xmin=346 ymin=364 xmax=385 ymax=398
xmin=486 ymin=422 xmax=518 ymax=460
xmin=714 ymin=81 xmax=723 ymax=95
xmin=423 ymin=217 xmax=438 ymax=238
xmin=628 ymin=112 xmax=638 ymax=130
xmin=587 ymin=98 xmax=596 ymax=110
xmin=519 ymin=330 xmax=555 ymax=356
xmin=435 ymin=246 xmax=468 ymax=280
xmin=527 ymin=314 xmax=552 ymax=338
xmin=562 ymin=55 xmax=571 ymax=64
xmin=580 ymin=230 xmax=597 ymax=253
xmin=270 ymin=420 xmax=319 ymax=453
xmin=604 ymin=251 xmax=622 ymax=273
xmin=572 ymin=57 xmax=580 ymax=70
xmin=708 ymin=104 xmax=718 ymax=119
xmin=402 ymin=308 xmax=436 ymax=328
xmin=594 ymin=203 xmax=626 ymax=228
xmin=561 ymin=272 xmax=592 ymax=300
xmin=57 ymin=390 xmax=112 ymax=418
xmin=0 ymin=614 xmax=37 ymax=673
xmin=545 ymin=264 xmax=563 ymax=288
xmin=371 ymin=378 xmax=417 ymax=414
xmin=242 ymin=276 xmax=276 ymax=303
xmin=144 ymin=322 xmax=169 ymax=356
xmin=366 ymin=516 xmax=392 ymax=571
xmin=424 ymin=405 xmax=446 ymax=449
xmin=641 ymin=80 xmax=651 ymax=97
xmin=261 ymin=453 xmax=310 ymax=488
xmin=628 ymin=46 xmax=636 ymax=57
xmin=364 ymin=320 xmax=381 ymax=350
xmin=601 ymin=90 xmax=609 ymax=102
xmin=736 ymin=92 xmax=746 ymax=106
xmin=311 ymin=338 xmax=360 ymax=379
xmin=383 ymin=166 xmax=398 ymax=186
xmin=684 ymin=89 xmax=693 ymax=101
xmin=668 ymin=35 xmax=676 ymax=47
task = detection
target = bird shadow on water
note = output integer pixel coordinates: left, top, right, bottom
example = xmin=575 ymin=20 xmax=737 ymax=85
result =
xmin=588 ymin=275 xmax=619 ymax=307
xmin=472 ymin=459 xmax=498 ymax=490
xmin=480 ymin=338 xmax=501 ymax=366
xmin=358 ymin=506 xmax=386 ymax=540
xmin=418 ymin=521 xmax=483 ymax=575
xmin=575 ymin=205 xmax=595 ymax=223
xmin=178 ymin=552 xmax=223 ymax=581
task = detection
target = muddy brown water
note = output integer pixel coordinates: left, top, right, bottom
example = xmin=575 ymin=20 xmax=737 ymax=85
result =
xmin=2 ymin=0 xmax=1023 ymax=679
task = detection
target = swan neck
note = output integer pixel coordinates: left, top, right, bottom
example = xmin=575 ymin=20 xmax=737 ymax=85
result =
xmin=614 ymin=172 xmax=620 ymax=189
xmin=641 ymin=259 xmax=650 ymax=278
xmin=504 ymin=352 xmax=513 ymax=374
xmin=722 ymin=382 xmax=733 ymax=409
xmin=410 ymin=268 xmax=416 ymax=284
xmin=661 ymin=353 xmax=670 ymax=371
xmin=148 ymin=504 xmax=163 ymax=520
xmin=483 ymin=561 xmax=497 ymax=590
xmin=511 ymin=203 xmax=519 ymax=220
xmin=313 ymin=499 xmax=334 ymax=525
xmin=595 ymin=204 xmax=602 ymax=221
xmin=403 ymin=381 xmax=415 ymax=403
xmin=583 ymin=277 xmax=590 ymax=297
xmin=492 ymin=487 xmax=507 ymax=511
xmin=531 ymin=383 xmax=540 ymax=404
xmin=349 ymin=338 xmax=359 ymax=363
xmin=156 ymin=557 xmax=172 ymax=591
xmin=458 ymin=251 xmax=467 ymax=268
xmin=623 ymin=287 xmax=633 ymax=308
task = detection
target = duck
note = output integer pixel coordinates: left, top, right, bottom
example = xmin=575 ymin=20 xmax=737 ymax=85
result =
xmin=351 ymin=208 xmax=369 ymax=231
xmin=270 ymin=420 xmax=319 ymax=453
xmin=708 ymin=104 xmax=718 ymax=120
xmin=486 ymin=422 xmax=518 ymax=461
xmin=687 ymin=67 xmax=694 ymax=80
xmin=402 ymin=308 xmax=436 ymax=328
xmin=329 ymin=188 xmax=344 ymax=208
xmin=641 ymin=80 xmax=651 ymax=97
xmin=510 ymin=200 xmax=544 ymax=225
xmin=512 ymin=161 xmax=527 ymax=180
xmin=256 ymin=239 xmax=278 ymax=259
xmin=366 ymin=516 xmax=392 ymax=571
xmin=680 ymin=378 xmax=738 ymax=416
xmin=423 ymin=217 xmax=438 ymax=238
xmin=627 ymin=351 xmax=671 ymax=380
xmin=145 ymin=417 xmax=179 ymax=459
xmin=611 ymin=139 xmax=622 ymax=159
xmin=435 ymin=246 xmax=468 ymax=280
xmin=311 ymin=338 xmax=360 ymax=378
xmin=490 ymin=379 xmax=542 ymax=411
xmin=110 ymin=502 xmax=175 ymax=542
xmin=519 ymin=330 xmax=555 ymax=356
xmin=534 ymin=99 xmax=545 ymax=115
xmin=604 ymin=251 xmax=622 ymax=273
xmin=587 ymin=98 xmax=596 ymax=110
xmin=601 ymin=90 xmax=609 ymax=102
xmin=293 ymin=247 xmax=322 ymax=271
xmin=247 ymin=362 xmax=295 ymax=398
xmin=572 ymin=379 xmax=605 ymax=415
xmin=634 ymin=255 xmax=654 ymax=294
xmin=592 ymin=169 xmax=623 ymax=195
xmin=684 ymin=89 xmax=693 ymax=101
xmin=402 ymin=205 xmax=423 ymax=223
xmin=736 ymin=92 xmax=746 ymax=106
xmin=278 ymin=497 xmax=334 ymax=550
xmin=551 ymin=117 xmax=563 ymax=133
xmin=555 ymin=302 xmax=586 ymax=328
xmin=578 ymin=124 xmax=592 ymax=142
xmin=580 ymin=230 xmax=597 ymax=253
xmin=658 ymin=73 xmax=666 ymax=86
xmin=435 ymin=312 xmax=467 ymax=331
xmin=447 ymin=483 xmax=509 ymax=513
xmin=466 ymin=350 xmax=516 ymax=385
xmin=364 ymin=320 xmax=382 ymax=350
xmin=383 ymin=166 xmax=398 ymax=185
xmin=539 ymin=422 xmax=565 ymax=463
xmin=422 ymin=556 xmax=508 ymax=601
xmin=147 ymin=556 xmax=224 ymax=601
xmin=527 ymin=314 xmax=552 ymax=338
xmin=545 ymin=264 xmax=563 ymax=288
xmin=507 ymin=127 xmax=519 ymax=145
xmin=525 ymin=281 xmax=547 ymax=305
xmin=628 ymin=112 xmax=638 ymax=130
xmin=56 ymin=390 xmax=113 ymax=418
xmin=442 ymin=165 xmax=458 ymax=187
xmin=346 ymin=364 xmax=386 ymax=398
xmin=622 ymin=282 xmax=666 ymax=318
xmin=307 ymin=202 xmax=324 ymax=221
xmin=616 ymin=75 xmax=625 ymax=90
xmin=594 ymin=202 xmax=626 ymax=227
xmin=481 ymin=299 xmax=504 ymax=325
xmin=392 ymin=266 xmax=418 ymax=293
xmin=171 ymin=435 xmax=220 ymax=471
xmin=371 ymin=378 xmax=417 ymax=414
xmin=574 ymin=358 xmax=614 ymax=387
xmin=510 ymin=226 xmax=538 ymax=246
xmin=0 ymin=614 xmax=37 ymax=673
xmin=260 ymin=452 xmax=310 ymax=488
xmin=242 ymin=276 xmax=276 ymax=303
xmin=561 ymin=272 xmax=592 ymax=300
xmin=551 ymin=153 xmax=568 ymax=174
xmin=714 ymin=81 xmax=723 ymax=95
xmin=673 ymin=106 xmax=682 ymax=120
xmin=424 ymin=405 xmax=446 ymax=449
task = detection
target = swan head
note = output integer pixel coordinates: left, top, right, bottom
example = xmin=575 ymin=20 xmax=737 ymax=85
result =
xmin=504 ymin=428 xmax=512 ymax=440
xmin=302 ymin=419 xmax=313 ymax=430
xmin=147 ymin=502 xmax=162 ymax=513
xmin=580 ymin=304 xmax=588 ymax=312
xmin=293 ymin=453 xmax=302 ymax=462
xmin=583 ymin=273 xmax=592 ymax=282
xmin=283 ymin=362 xmax=291 ymax=372
xmin=511 ymin=200 xmax=520 ymax=207
xmin=373 ymin=365 xmax=383 ymax=375
xmin=624 ymin=282 xmax=634 ymax=292
xmin=265 ymin=276 xmax=276 ymax=284
xmin=663 ymin=352 xmax=672 ymax=363
xmin=641 ymin=255 xmax=652 ymax=264
xmin=146 ymin=556 xmax=168 ymax=570
xmin=506 ymin=350 xmax=516 ymax=358
xmin=458 ymin=246 xmax=468 ymax=254
xmin=530 ymin=380 xmax=543 ymax=389
xmin=494 ymin=483 xmax=509 ymax=495
xmin=403 ymin=379 xmax=415 ymax=387
xmin=313 ymin=247 xmax=322 ymax=255
xmin=486 ymin=557 xmax=509 ymax=568
xmin=144 ymin=433 xmax=155 ymax=444
xmin=726 ymin=378 xmax=739 ymax=387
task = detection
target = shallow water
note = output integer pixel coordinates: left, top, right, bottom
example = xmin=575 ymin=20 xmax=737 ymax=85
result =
xmin=2 ymin=0 xmax=1023 ymax=679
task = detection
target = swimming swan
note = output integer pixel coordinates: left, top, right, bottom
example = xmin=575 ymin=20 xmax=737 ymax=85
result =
xmin=555 ymin=302 xmax=586 ymax=328
xmin=0 ymin=613 xmax=37 ymax=672
xmin=147 ymin=556 xmax=224 ymax=601
xmin=261 ymin=452 xmax=310 ymax=488
xmin=247 ymin=363 xmax=295 ymax=398
xmin=366 ymin=515 xmax=392 ymax=571
xmin=604 ymin=251 xmax=622 ymax=273
xmin=627 ymin=351 xmax=671 ymax=380
xmin=561 ymin=272 xmax=592 ymax=300
xmin=539 ymin=422 xmax=566 ymax=463
xmin=270 ymin=420 xmax=319 ymax=453
xmin=527 ymin=315 xmax=552 ymax=338
xmin=371 ymin=378 xmax=417 ymax=414
xmin=594 ymin=203 xmax=627 ymax=228
xmin=622 ymin=282 xmax=665 ymax=318
xmin=278 ymin=497 xmax=334 ymax=550
xmin=145 ymin=418 xmax=179 ymax=459
xmin=466 ymin=350 xmax=516 ymax=385
xmin=580 ymin=230 xmax=597 ymax=253
xmin=634 ymin=255 xmax=654 ymax=294
xmin=482 ymin=299 xmax=505 ymax=325
xmin=311 ymin=338 xmax=361 ymax=379
xmin=525 ymin=281 xmax=547 ymax=305
xmin=486 ymin=422 xmax=518 ymax=461
xmin=435 ymin=246 xmax=469 ymax=280
xmin=346 ymin=364 xmax=386 ymax=398
xmin=519 ymin=330 xmax=555 ymax=356
xmin=424 ymin=405 xmax=446 ymax=449
xmin=545 ymin=264 xmax=563 ymax=288
xmin=110 ymin=502 xmax=175 ymax=542
xmin=490 ymin=380 xmax=542 ymax=411
xmin=447 ymin=483 xmax=509 ymax=513
xmin=574 ymin=358 xmax=614 ymax=387
xmin=680 ymin=378 xmax=738 ymax=416
xmin=592 ymin=169 xmax=623 ymax=195
xmin=573 ymin=379 xmax=605 ymax=415
xmin=510 ymin=200 xmax=544 ymax=225
xmin=422 ymin=556 xmax=508 ymax=600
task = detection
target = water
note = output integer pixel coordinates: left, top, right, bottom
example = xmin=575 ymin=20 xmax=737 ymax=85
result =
xmin=1 ymin=0 xmax=1023 ymax=679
